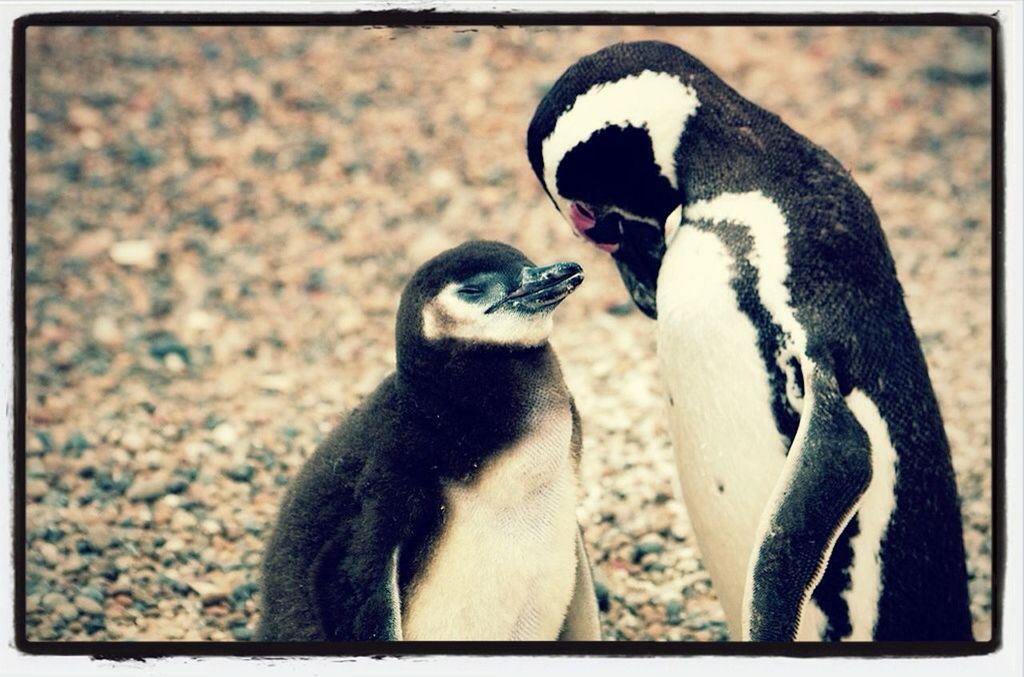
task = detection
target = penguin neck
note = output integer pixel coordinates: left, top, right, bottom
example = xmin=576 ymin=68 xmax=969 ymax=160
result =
xmin=395 ymin=340 xmax=568 ymax=480
xmin=674 ymin=101 xmax=799 ymax=204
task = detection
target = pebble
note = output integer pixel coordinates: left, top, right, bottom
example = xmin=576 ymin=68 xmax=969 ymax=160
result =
xmin=231 ymin=625 xmax=254 ymax=641
xmin=27 ymin=479 xmax=49 ymax=500
xmin=109 ymin=240 xmax=158 ymax=269
xmin=170 ymin=510 xmax=199 ymax=530
xmin=201 ymin=519 xmax=223 ymax=536
xmin=635 ymin=536 xmax=665 ymax=558
xmin=191 ymin=581 xmax=230 ymax=605
xmin=92 ymin=316 xmax=123 ymax=347
xmin=212 ymin=423 xmax=239 ymax=448
xmin=41 ymin=592 xmax=68 ymax=611
xmin=184 ymin=441 xmax=213 ymax=463
xmin=120 ymin=430 xmax=146 ymax=453
xmin=127 ymin=477 xmax=169 ymax=502
xmin=74 ymin=595 xmax=105 ymax=615
xmin=55 ymin=602 xmax=80 ymax=622
xmin=224 ymin=464 xmax=255 ymax=483
xmin=36 ymin=542 xmax=61 ymax=567
xmin=164 ymin=353 xmax=187 ymax=374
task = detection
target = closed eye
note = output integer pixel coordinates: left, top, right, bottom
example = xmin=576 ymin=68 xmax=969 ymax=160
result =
xmin=459 ymin=286 xmax=484 ymax=296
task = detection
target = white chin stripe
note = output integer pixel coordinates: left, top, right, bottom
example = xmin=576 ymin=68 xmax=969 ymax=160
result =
xmin=541 ymin=70 xmax=700 ymax=200
xmin=663 ymin=204 xmax=684 ymax=249
xmin=421 ymin=284 xmax=554 ymax=347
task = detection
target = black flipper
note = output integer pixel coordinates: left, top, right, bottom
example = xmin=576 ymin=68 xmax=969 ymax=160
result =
xmin=743 ymin=365 xmax=872 ymax=641
xmin=312 ymin=532 xmax=402 ymax=641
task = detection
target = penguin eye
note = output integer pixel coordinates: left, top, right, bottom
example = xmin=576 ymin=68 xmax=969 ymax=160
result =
xmin=458 ymin=285 xmax=485 ymax=298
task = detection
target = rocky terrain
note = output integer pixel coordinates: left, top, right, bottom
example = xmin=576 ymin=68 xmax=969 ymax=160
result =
xmin=23 ymin=24 xmax=992 ymax=643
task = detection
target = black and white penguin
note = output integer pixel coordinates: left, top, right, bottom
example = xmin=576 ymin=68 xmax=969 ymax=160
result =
xmin=526 ymin=41 xmax=972 ymax=642
xmin=257 ymin=240 xmax=601 ymax=641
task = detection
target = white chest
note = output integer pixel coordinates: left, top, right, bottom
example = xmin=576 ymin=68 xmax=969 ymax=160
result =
xmin=657 ymin=226 xmax=788 ymax=633
xmin=401 ymin=408 xmax=579 ymax=640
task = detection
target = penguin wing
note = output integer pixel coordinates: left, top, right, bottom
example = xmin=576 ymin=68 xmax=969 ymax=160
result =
xmin=742 ymin=364 xmax=872 ymax=641
xmin=310 ymin=525 xmax=404 ymax=641
xmin=557 ymin=525 xmax=603 ymax=640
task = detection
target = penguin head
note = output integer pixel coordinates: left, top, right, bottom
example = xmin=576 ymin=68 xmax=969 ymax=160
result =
xmin=527 ymin=41 xmax=705 ymax=319
xmin=397 ymin=241 xmax=584 ymax=354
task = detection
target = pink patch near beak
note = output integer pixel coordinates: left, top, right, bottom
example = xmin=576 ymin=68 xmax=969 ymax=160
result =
xmin=569 ymin=202 xmax=597 ymax=235
xmin=568 ymin=202 xmax=620 ymax=254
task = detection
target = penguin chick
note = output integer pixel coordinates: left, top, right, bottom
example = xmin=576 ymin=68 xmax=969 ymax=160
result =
xmin=526 ymin=40 xmax=973 ymax=642
xmin=257 ymin=240 xmax=601 ymax=641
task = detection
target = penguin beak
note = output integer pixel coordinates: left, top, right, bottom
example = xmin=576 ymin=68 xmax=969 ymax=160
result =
xmin=610 ymin=219 xmax=665 ymax=320
xmin=485 ymin=262 xmax=584 ymax=314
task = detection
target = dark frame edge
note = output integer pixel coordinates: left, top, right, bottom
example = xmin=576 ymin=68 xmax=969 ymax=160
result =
xmin=11 ymin=12 xmax=30 ymax=657
xmin=987 ymin=11 xmax=1006 ymax=658
xmin=7 ymin=8 xmax=1006 ymax=661
xmin=11 ymin=639 xmax=999 ymax=659
xmin=7 ymin=10 xmax=1008 ymax=29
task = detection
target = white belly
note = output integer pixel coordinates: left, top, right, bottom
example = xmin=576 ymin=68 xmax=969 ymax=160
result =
xmin=401 ymin=407 xmax=579 ymax=640
xmin=657 ymin=227 xmax=788 ymax=637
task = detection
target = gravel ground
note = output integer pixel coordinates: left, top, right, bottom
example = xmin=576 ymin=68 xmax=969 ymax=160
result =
xmin=23 ymin=25 xmax=992 ymax=643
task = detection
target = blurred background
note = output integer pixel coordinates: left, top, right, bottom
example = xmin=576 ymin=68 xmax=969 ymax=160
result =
xmin=23 ymin=24 xmax=992 ymax=642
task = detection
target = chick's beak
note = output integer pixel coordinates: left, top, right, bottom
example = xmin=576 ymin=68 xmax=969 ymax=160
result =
xmin=485 ymin=262 xmax=584 ymax=314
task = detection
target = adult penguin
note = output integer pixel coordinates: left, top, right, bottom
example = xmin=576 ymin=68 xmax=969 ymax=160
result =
xmin=526 ymin=40 xmax=972 ymax=642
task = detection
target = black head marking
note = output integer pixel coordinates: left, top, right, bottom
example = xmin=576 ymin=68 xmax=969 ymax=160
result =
xmin=527 ymin=40 xmax=713 ymax=188
xmin=555 ymin=124 xmax=679 ymax=221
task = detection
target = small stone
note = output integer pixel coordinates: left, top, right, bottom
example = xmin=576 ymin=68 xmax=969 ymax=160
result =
xmin=37 ymin=541 xmax=61 ymax=567
xmin=75 ymin=595 xmax=104 ymax=615
xmin=164 ymin=352 xmax=187 ymax=373
xmin=224 ymin=464 xmax=255 ymax=483
xmin=185 ymin=310 xmax=217 ymax=335
xmin=27 ymin=479 xmax=49 ymax=499
xmin=163 ymin=537 xmax=186 ymax=552
xmin=183 ymin=441 xmax=212 ymax=463
xmin=42 ymin=592 xmax=68 ymax=610
xmin=26 ymin=457 xmax=46 ymax=478
xmin=593 ymin=578 xmax=610 ymax=612
xmin=92 ymin=316 xmax=123 ymax=347
xmin=109 ymin=239 xmax=158 ymax=269
xmin=68 ymin=103 xmax=104 ymax=129
xmin=666 ymin=599 xmax=684 ymax=625
xmin=80 ymin=586 xmax=106 ymax=604
xmin=678 ymin=570 xmax=711 ymax=592
xmin=200 ymin=519 xmax=223 ymax=536
xmin=85 ymin=528 xmax=115 ymax=551
xmin=120 ymin=430 xmax=146 ymax=453
xmin=170 ymin=510 xmax=199 ymax=530
xmin=635 ymin=538 xmax=664 ymax=559
xmin=127 ymin=478 xmax=168 ymax=502
xmin=212 ymin=423 xmax=239 ymax=448
xmin=55 ymin=602 xmax=80 ymax=622
xmin=428 ymin=168 xmax=457 ymax=191
xmin=231 ymin=625 xmax=254 ymax=641
xmin=60 ymin=554 xmax=88 ymax=573
xmin=79 ymin=128 xmax=103 ymax=149
xmin=259 ymin=373 xmax=293 ymax=392
xmin=191 ymin=581 xmax=230 ymax=605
